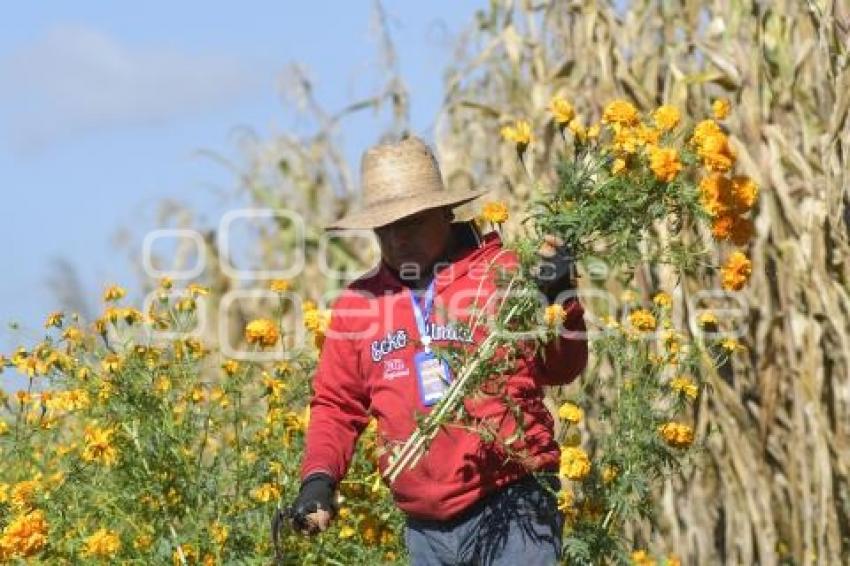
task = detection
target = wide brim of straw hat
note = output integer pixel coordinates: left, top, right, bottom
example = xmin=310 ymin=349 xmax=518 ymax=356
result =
xmin=325 ymin=186 xmax=490 ymax=231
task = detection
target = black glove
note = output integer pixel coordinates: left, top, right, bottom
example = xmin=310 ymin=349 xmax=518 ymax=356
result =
xmin=532 ymin=235 xmax=578 ymax=303
xmin=291 ymin=473 xmax=337 ymax=533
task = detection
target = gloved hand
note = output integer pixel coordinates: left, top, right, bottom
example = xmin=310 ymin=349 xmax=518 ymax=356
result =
xmin=291 ymin=473 xmax=337 ymax=535
xmin=532 ymin=234 xmax=578 ymax=303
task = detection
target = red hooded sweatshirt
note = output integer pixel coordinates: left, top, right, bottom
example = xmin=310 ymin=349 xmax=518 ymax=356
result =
xmin=300 ymin=230 xmax=587 ymax=520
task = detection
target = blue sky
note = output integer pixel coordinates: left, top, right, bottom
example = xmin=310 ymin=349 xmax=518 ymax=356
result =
xmin=0 ymin=1 xmax=484 ymax=357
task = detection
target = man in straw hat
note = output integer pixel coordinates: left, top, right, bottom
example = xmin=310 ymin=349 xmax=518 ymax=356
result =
xmin=288 ymin=136 xmax=586 ymax=564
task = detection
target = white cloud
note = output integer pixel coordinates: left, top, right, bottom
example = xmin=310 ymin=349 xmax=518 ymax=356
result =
xmin=0 ymin=24 xmax=271 ymax=148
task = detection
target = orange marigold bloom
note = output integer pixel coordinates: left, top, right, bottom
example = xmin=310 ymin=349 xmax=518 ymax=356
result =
xmin=481 ymin=201 xmax=509 ymax=224
xmin=652 ymin=105 xmax=681 ymax=131
xmin=611 ymin=157 xmax=627 ymax=175
xmin=0 ymin=509 xmax=49 ymax=558
xmin=602 ymin=99 xmax=640 ymax=127
xmin=691 ymin=119 xmax=722 ymax=147
xmin=659 ymin=422 xmax=694 ymax=448
xmin=559 ymin=447 xmax=591 ymax=480
xmin=721 ymin=252 xmax=752 ymax=291
xmin=711 ymin=214 xmax=735 ymax=241
xmin=730 ymin=175 xmax=759 ymax=211
xmin=648 ymin=147 xmax=683 ymax=183
xmin=697 ymin=132 xmax=736 ymax=173
xmin=698 ymin=173 xmax=734 ymax=217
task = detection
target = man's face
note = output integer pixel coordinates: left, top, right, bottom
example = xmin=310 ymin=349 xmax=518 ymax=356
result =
xmin=374 ymin=207 xmax=453 ymax=279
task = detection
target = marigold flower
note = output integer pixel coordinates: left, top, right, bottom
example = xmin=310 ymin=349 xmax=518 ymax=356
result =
xmin=587 ymin=123 xmax=601 ymax=140
xmin=711 ymin=214 xmax=736 ymax=241
xmin=103 ymin=285 xmax=126 ymax=303
xmin=481 ymin=201 xmax=509 ymax=224
xmin=559 ymin=446 xmax=591 ymax=480
xmin=568 ymin=118 xmax=587 ymax=141
xmin=245 ymin=319 xmax=280 ymax=348
xmin=659 ymin=422 xmax=694 ymax=448
xmin=721 ymin=251 xmax=752 ymax=291
xmin=611 ymin=125 xmax=640 ymax=154
xmin=697 ymin=132 xmax=736 ymax=173
xmin=698 ymin=312 xmax=719 ymax=329
xmin=82 ymin=424 xmax=119 ymax=466
xmin=698 ymin=173 xmax=734 ymax=217
xmin=631 ymin=549 xmax=655 ymax=566
xmin=269 ymin=279 xmax=291 ymax=293
xmin=44 ymin=311 xmax=64 ymax=329
xmin=628 ymin=309 xmax=657 ymax=332
xmin=0 ymin=509 xmax=48 ymax=558
xmin=549 ymin=96 xmax=576 ymax=125
xmin=10 ymin=480 xmax=39 ymax=510
xmin=557 ymin=401 xmax=583 ymax=424
xmin=222 ymin=359 xmax=240 ymax=377
xmin=720 ymin=337 xmax=744 ymax=352
xmin=652 ymin=292 xmax=672 ymax=309
xmin=544 ymin=304 xmax=565 ymax=327
xmin=712 ymin=98 xmax=731 ymax=120
xmin=669 ymin=376 xmax=698 ymax=400
xmin=339 ymin=526 xmax=356 ymax=539
xmin=602 ymin=465 xmax=618 ymax=484
xmin=602 ymin=99 xmax=640 ymax=127
xmin=730 ymin=175 xmax=759 ymax=211
xmin=648 ymin=146 xmax=683 ymax=183
xmin=691 ymin=119 xmax=722 ymax=147
xmin=211 ymin=522 xmax=229 ymax=545
xmin=500 ymin=119 xmax=533 ymax=149
xmin=303 ymin=309 xmax=331 ymax=334
xmin=729 ymin=216 xmax=755 ymax=246
xmin=173 ymin=544 xmax=198 ymax=566
xmin=62 ymin=326 xmax=83 ymax=343
xmin=159 ymin=276 xmax=173 ymax=290
xmin=652 ymin=105 xmax=681 ymax=131
xmin=82 ymin=528 xmax=121 ymax=559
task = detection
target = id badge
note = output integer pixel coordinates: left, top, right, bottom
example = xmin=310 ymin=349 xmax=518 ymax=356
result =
xmin=413 ymin=351 xmax=453 ymax=406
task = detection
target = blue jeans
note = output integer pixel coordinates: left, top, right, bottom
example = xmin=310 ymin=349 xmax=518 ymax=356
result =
xmin=404 ymin=474 xmax=564 ymax=565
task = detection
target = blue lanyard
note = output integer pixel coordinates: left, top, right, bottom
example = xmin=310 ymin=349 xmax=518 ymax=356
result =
xmin=409 ymin=280 xmax=436 ymax=352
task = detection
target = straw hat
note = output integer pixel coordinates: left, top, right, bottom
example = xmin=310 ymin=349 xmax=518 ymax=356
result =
xmin=325 ymin=136 xmax=489 ymax=230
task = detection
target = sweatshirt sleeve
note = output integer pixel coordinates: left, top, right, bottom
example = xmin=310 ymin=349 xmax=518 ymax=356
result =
xmin=300 ymin=305 xmax=370 ymax=483
xmin=534 ymin=297 xmax=588 ymax=386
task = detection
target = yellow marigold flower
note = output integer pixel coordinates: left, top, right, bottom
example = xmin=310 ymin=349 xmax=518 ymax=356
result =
xmin=500 ymin=119 xmax=533 ymax=148
xmin=652 ymin=292 xmax=672 ymax=309
xmin=103 ymin=284 xmax=126 ymax=302
xmin=159 ymin=276 xmax=173 ymax=290
xmin=602 ymin=99 xmax=640 ymax=127
xmin=558 ymin=401 xmax=583 ymax=423
xmin=550 ymin=96 xmax=576 ymax=125
xmin=698 ymin=311 xmax=719 ymax=329
xmin=339 ymin=526 xmax=356 ymax=539
xmin=691 ymin=119 xmax=722 ymax=147
xmin=568 ymin=118 xmax=587 ymax=141
xmin=635 ymin=123 xmax=661 ymax=148
xmin=221 ymin=359 xmax=240 ymax=377
xmin=251 ymin=483 xmax=281 ymax=503
xmin=544 ymin=304 xmax=565 ymax=327
xmin=10 ymin=480 xmax=39 ymax=510
xmin=648 ymin=146 xmax=683 ymax=183
xmin=269 ymin=279 xmax=291 ymax=293
xmin=587 ymin=123 xmax=601 ymax=139
xmin=658 ymin=422 xmax=694 ymax=448
xmin=360 ymin=516 xmax=380 ymax=545
xmin=631 ymin=549 xmax=656 ymax=566
xmin=82 ymin=528 xmax=121 ymax=559
xmin=122 ymin=307 xmax=144 ymax=325
xmin=628 ymin=309 xmax=657 ymax=332
xmin=154 ymin=375 xmax=172 ymax=395
xmin=611 ymin=125 xmax=640 ymax=154
xmin=669 ymin=376 xmax=698 ymax=400
xmin=712 ymin=98 xmax=731 ymax=120
xmin=101 ymin=354 xmax=122 ymax=374
xmin=652 ymin=105 xmax=681 ymax=131
xmin=559 ymin=446 xmax=591 ymax=480
xmin=211 ymin=522 xmax=229 ymax=546
xmin=15 ymin=390 xmax=33 ymax=406
xmin=721 ymin=251 xmax=752 ymax=291
xmin=262 ymin=374 xmax=286 ymax=401
xmin=62 ymin=326 xmax=83 ymax=343
xmin=666 ymin=556 xmax=682 ymax=566
xmin=0 ymin=509 xmax=48 ymax=558
xmin=302 ymin=300 xmax=317 ymax=312
xmin=730 ymin=175 xmax=759 ymax=211
xmin=44 ymin=311 xmax=64 ymax=329
xmin=245 ymin=319 xmax=280 ymax=348
xmin=698 ymin=132 xmax=736 ymax=173
xmin=303 ymin=309 xmax=331 ymax=334
xmin=82 ymin=424 xmax=119 ymax=466
xmin=611 ymin=157 xmax=627 ymax=175
xmin=481 ymin=201 xmax=509 ymax=224
xmin=720 ymin=337 xmax=745 ymax=352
